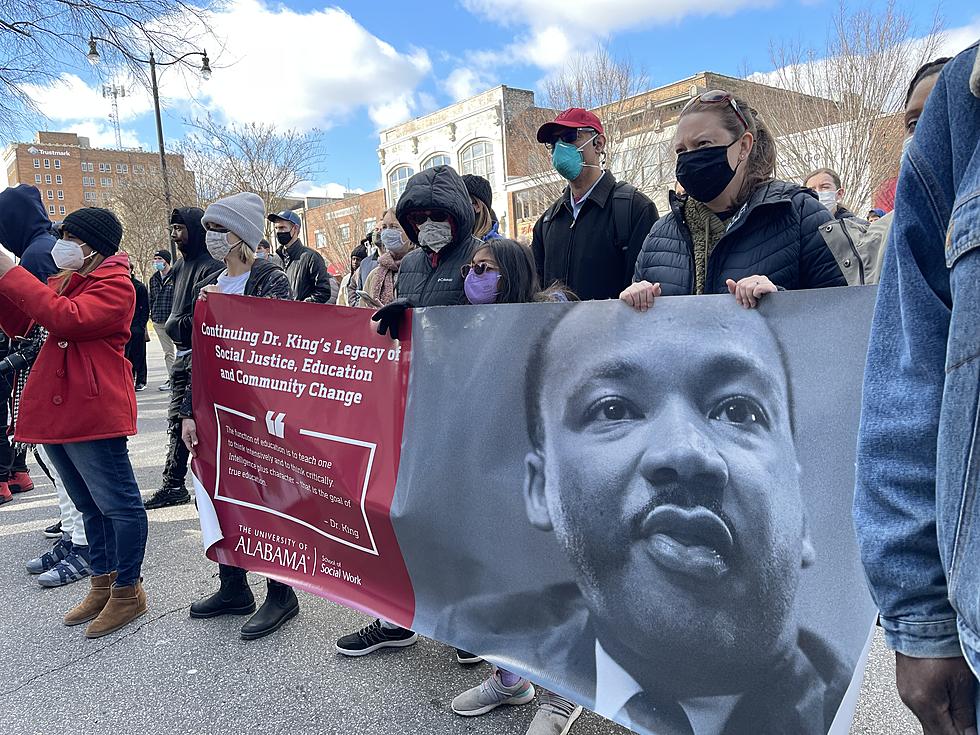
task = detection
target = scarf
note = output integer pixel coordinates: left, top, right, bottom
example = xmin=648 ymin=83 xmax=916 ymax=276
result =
xmin=370 ymin=251 xmax=401 ymax=306
xmin=682 ymin=198 xmax=731 ymax=295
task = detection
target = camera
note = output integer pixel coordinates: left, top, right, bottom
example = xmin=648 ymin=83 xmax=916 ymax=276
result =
xmin=0 ymin=332 xmax=45 ymax=377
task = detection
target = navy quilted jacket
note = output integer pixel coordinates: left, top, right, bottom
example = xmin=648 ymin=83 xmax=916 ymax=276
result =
xmin=633 ymin=180 xmax=845 ymax=294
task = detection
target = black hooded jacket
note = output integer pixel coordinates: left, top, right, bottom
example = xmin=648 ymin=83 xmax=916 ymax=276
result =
xmin=277 ymin=238 xmax=331 ymax=303
xmin=0 ymin=185 xmax=57 ymax=282
xmin=395 ymin=165 xmax=481 ymax=306
xmin=165 ymin=207 xmax=224 ymax=350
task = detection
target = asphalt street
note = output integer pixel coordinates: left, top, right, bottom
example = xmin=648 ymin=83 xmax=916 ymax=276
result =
xmin=0 ymin=339 xmax=922 ymax=735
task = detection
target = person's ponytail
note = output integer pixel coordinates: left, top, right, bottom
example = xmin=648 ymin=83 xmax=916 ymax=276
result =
xmin=737 ymin=105 xmax=776 ymax=205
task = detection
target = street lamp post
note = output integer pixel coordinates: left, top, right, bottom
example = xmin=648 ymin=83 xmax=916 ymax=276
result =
xmin=87 ymin=38 xmax=211 ymax=261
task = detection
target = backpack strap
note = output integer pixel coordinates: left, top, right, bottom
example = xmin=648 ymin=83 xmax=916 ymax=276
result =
xmin=611 ymin=182 xmax=636 ymax=253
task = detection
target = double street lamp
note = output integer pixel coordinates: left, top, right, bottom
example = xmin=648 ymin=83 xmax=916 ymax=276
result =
xmin=87 ymin=37 xmax=212 ymax=260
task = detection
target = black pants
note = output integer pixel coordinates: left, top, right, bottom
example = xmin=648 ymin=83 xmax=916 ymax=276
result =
xmin=162 ymin=351 xmax=192 ymax=490
xmin=0 ymin=372 xmax=28 ymax=483
xmin=125 ymin=329 xmax=147 ymax=385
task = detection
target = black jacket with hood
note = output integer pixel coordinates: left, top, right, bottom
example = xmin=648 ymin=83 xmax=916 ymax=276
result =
xmin=634 ymin=181 xmax=846 ymax=295
xmin=0 ymin=185 xmax=57 ymax=282
xmin=277 ymin=238 xmax=331 ymax=303
xmin=165 ymin=207 xmax=224 ymax=350
xmin=395 ymin=165 xmax=481 ymax=306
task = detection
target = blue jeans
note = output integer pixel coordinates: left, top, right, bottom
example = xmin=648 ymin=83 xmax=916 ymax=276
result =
xmin=44 ymin=438 xmax=147 ymax=587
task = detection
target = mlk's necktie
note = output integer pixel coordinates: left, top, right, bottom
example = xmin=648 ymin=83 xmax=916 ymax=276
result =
xmin=625 ymin=691 xmax=696 ymax=735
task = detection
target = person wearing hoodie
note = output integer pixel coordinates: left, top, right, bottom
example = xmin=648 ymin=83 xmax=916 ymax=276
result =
xmin=0 ymin=185 xmax=54 ymax=503
xmin=462 ymin=174 xmax=502 ymax=242
xmin=143 ymin=207 xmax=223 ymax=510
xmin=179 ymin=192 xmax=300 ymax=641
xmin=0 ymin=207 xmax=148 ymax=638
xmin=0 ymin=186 xmax=91 ymax=587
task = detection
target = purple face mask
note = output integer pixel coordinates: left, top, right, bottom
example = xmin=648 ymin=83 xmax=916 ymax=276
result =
xmin=464 ymin=269 xmax=501 ymax=304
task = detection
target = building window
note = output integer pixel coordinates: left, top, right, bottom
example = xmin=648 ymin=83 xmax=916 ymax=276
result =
xmin=99 ymin=163 xmax=110 ymax=172
xmin=337 ymin=224 xmax=351 ymax=244
xmin=116 ymin=163 xmax=128 ymax=173
xmin=422 ymin=154 xmax=451 ymax=170
xmin=460 ymin=141 xmax=494 ymax=180
xmin=314 ymin=231 xmax=326 ymax=248
xmin=34 ymin=174 xmax=41 ymax=184
xmin=54 ymin=159 xmax=61 ymax=169
xmin=387 ymin=165 xmax=414 ymax=203
xmin=84 ymin=192 xmax=97 ymax=203
xmin=46 ymin=190 xmax=53 ymax=200
xmin=100 ymin=177 xmax=112 ymax=187
xmin=57 ymin=190 xmax=64 ymax=200
xmin=45 ymin=174 xmax=51 ymax=184
xmin=83 ymin=176 xmax=94 ymax=187
xmin=47 ymin=204 xmax=55 ymax=215
xmin=58 ymin=205 xmax=66 ymax=215
xmin=44 ymin=159 xmax=50 ymax=169
xmin=33 ymin=159 xmax=40 ymax=168
xmin=56 ymin=175 xmax=62 ymax=184
xmin=363 ymin=217 xmax=377 ymax=234
xmin=134 ymin=164 xmax=145 ymax=173
xmin=82 ymin=162 xmax=94 ymax=172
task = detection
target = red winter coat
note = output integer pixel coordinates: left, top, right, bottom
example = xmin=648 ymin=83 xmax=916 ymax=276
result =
xmin=0 ymin=254 xmax=137 ymax=444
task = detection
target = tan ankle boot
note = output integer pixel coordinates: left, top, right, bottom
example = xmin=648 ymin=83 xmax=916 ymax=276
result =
xmin=85 ymin=579 xmax=147 ymax=638
xmin=64 ymin=572 xmax=117 ymax=627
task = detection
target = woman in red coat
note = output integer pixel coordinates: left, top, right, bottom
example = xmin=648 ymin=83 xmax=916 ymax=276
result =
xmin=0 ymin=207 xmax=148 ymax=638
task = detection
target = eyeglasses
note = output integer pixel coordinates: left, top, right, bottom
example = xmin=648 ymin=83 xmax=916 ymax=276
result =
xmin=545 ymin=127 xmax=597 ymax=151
xmin=406 ymin=210 xmax=450 ymax=227
xmin=461 ymin=262 xmax=499 ymax=278
xmin=682 ymin=90 xmax=749 ymax=133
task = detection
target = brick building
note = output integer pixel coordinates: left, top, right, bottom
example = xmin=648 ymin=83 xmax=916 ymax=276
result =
xmin=2 ymin=131 xmax=194 ymax=220
xmin=304 ymin=188 xmax=388 ymax=274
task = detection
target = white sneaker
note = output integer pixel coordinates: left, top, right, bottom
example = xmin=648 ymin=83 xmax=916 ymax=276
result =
xmin=451 ymin=670 xmax=535 ymax=716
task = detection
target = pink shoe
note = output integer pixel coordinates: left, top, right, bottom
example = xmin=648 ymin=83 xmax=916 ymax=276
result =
xmin=9 ymin=471 xmax=33 ymax=493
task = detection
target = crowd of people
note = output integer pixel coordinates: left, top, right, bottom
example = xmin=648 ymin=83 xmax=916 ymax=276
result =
xmin=0 ymin=40 xmax=977 ymax=734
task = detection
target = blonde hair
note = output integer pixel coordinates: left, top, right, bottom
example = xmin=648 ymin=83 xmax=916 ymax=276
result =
xmin=233 ymin=241 xmax=256 ymax=266
xmin=54 ymin=252 xmax=107 ymax=293
xmin=472 ymin=199 xmax=493 ymax=240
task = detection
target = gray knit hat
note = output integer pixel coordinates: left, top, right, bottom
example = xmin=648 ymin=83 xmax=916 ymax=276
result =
xmin=201 ymin=192 xmax=265 ymax=250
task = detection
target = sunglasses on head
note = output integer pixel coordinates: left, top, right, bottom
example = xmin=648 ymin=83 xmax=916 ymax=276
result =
xmin=545 ymin=127 xmax=596 ymax=150
xmin=461 ymin=262 xmax=499 ymax=278
xmin=406 ymin=210 xmax=450 ymax=227
xmin=682 ymin=90 xmax=749 ymax=133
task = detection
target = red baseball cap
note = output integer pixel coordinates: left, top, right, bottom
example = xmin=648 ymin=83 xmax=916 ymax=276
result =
xmin=536 ymin=108 xmax=604 ymax=143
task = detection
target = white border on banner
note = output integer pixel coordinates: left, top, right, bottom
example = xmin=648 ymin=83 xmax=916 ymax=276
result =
xmin=212 ymin=404 xmax=380 ymax=556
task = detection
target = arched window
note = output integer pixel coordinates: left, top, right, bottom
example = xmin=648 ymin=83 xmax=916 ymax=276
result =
xmin=422 ymin=154 xmax=451 ymax=170
xmin=460 ymin=141 xmax=494 ymax=181
xmin=388 ymin=165 xmax=414 ymax=203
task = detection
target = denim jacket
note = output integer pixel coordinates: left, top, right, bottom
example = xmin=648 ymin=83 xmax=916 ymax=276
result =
xmin=854 ymin=41 xmax=980 ymax=666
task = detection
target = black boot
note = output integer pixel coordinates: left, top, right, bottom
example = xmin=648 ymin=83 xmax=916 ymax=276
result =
xmin=189 ymin=564 xmax=255 ymax=619
xmin=240 ymin=579 xmax=299 ymax=640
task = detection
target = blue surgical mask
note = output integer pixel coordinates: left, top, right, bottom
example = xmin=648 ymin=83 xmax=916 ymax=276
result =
xmin=552 ymin=134 xmax=598 ymax=181
xmin=255 ymin=251 xmax=267 ymax=260
xmin=381 ymin=227 xmax=409 ymax=254
xmin=153 ymin=261 xmax=166 ymax=271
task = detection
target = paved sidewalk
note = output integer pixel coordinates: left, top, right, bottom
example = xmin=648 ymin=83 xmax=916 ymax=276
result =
xmin=0 ymin=343 xmax=920 ymax=735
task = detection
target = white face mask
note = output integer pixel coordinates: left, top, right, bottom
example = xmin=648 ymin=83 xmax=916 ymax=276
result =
xmin=380 ymin=227 xmax=409 ymax=254
xmin=417 ymin=220 xmax=453 ymax=253
xmin=52 ymin=238 xmax=93 ymax=271
xmin=817 ymin=190 xmax=839 ymax=212
xmin=206 ymin=230 xmax=238 ymax=260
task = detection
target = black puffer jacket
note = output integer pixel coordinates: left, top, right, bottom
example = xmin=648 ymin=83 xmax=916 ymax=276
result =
xmin=634 ymin=181 xmax=845 ymax=294
xmin=395 ymin=166 xmax=481 ymax=306
xmin=165 ymin=207 xmax=224 ymax=349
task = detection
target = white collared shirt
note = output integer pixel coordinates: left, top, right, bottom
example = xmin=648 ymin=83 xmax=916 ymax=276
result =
xmin=594 ymin=640 xmax=741 ymax=734
xmin=570 ymin=173 xmax=604 ymax=221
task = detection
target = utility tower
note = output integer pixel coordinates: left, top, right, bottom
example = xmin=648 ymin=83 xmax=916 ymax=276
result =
xmin=102 ymin=84 xmax=126 ymax=149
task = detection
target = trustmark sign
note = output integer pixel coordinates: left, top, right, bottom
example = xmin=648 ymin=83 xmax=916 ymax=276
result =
xmin=26 ymin=146 xmax=71 ymax=157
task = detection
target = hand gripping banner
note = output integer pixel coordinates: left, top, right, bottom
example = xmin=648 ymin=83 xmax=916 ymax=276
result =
xmin=192 ymin=287 xmax=880 ymax=735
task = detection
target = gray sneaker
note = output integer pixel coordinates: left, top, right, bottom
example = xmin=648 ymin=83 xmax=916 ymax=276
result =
xmin=526 ymin=691 xmax=583 ymax=735
xmin=38 ymin=545 xmax=91 ymax=587
xmin=451 ymin=670 xmax=535 ymax=716
xmin=26 ymin=533 xmax=72 ymax=574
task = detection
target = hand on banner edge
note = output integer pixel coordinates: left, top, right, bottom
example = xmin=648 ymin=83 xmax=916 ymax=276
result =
xmin=726 ymin=275 xmax=777 ymax=309
xmin=372 ymin=298 xmax=413 ymax=340
xmin=895 ymin=652 xmax=978 ymax=735
xmin=619 ymin=280 xmax=661 ymax=312
xmin=198 ymin=284 xmax=219 ymax=302
xmin=181 ymin=417 xmax=199 ymax=457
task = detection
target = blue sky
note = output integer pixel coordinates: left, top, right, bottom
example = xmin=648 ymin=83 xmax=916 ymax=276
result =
xmin=14 ymin=0 xmax=980 ymax=196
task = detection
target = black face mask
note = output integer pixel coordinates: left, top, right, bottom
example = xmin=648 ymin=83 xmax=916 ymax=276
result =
xmin=675 ymin=139 xmax=742 ymax=203
xmin=276 ymin=231 xmax=293 ymax=247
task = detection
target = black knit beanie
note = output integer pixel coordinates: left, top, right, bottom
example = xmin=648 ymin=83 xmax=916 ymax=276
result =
xmin=61 ymin=207 xmax=123 ymax=257
xmin=462 ymin=174 xmax=493 ymax=211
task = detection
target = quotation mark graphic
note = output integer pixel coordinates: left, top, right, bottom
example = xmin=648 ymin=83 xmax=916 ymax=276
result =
xmin=265 ymin=411 xmax=286 ymax=438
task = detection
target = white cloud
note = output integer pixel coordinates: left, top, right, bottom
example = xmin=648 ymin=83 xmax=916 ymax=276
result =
xmin=443 ymin=68 xmax=494 ymax=101
xmin=369 ymin=93 xmax=418 ymax=129
xmin=291 ymin=181 xmax=365 ymax=199
xmin=20 ymin=73 xmax=153 ymax=124
xmin=65 ymin=121 xmax=143 ymax=149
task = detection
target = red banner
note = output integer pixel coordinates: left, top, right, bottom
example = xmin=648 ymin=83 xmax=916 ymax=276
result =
xmin=190 ymin=295 xmax=414 ymax=627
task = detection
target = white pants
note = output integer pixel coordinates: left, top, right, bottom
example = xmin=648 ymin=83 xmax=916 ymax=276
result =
xmin=35 ymin=445 xmax=86 ymax=545
xmin=153 ymin=321 xmax=176 ymax=378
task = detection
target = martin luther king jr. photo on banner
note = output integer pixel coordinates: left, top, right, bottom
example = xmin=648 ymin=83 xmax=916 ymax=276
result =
xmin=392 ymin=287 xmax=879 ymax=735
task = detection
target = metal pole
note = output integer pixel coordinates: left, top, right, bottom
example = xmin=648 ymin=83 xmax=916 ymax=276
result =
xmin=150 ymin=52 xmax=176 ymax=261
